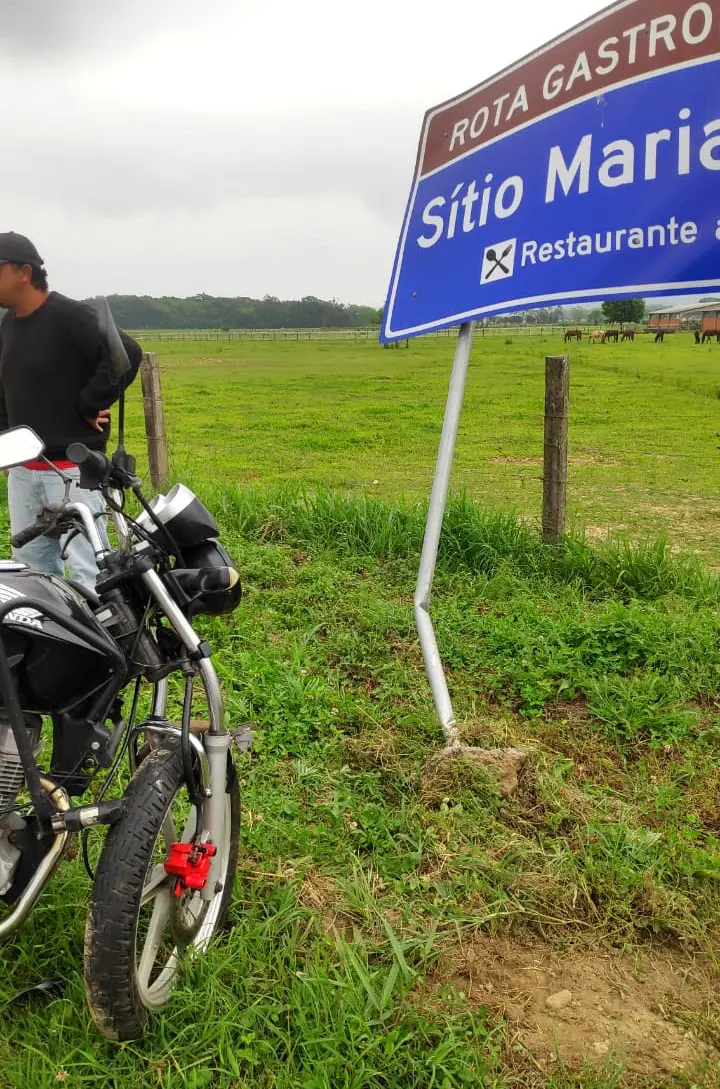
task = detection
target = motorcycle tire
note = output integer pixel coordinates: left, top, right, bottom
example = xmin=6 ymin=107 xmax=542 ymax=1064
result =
xmin=83 ymin=738 xmax=240 ymax=1041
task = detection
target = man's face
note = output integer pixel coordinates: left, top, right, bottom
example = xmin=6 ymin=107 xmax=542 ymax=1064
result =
xmin=0 ymin=263 xmax=30 ymax=309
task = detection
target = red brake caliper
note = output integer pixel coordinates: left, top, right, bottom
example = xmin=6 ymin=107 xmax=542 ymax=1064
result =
xmin=164 ymin=840 xmax=217 ymax=898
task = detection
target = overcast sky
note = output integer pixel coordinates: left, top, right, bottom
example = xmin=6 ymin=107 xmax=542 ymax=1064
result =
xmin=0 ymin=0 xmax=616 ymax=305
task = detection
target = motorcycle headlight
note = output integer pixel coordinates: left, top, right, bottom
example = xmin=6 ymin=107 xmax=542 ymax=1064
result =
xmin=135 ymin=484 xmax=219 ymax=553
xmin=170 ymin=540 xmax=242 ymax=617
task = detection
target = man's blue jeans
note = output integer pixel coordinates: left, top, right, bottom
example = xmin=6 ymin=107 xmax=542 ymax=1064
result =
xmin=7 ymin=466 xmax=110 ymax=596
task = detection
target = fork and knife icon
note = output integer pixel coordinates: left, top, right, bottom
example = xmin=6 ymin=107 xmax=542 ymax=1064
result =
xmin=483 ymin=243 xmax=514 ymax=280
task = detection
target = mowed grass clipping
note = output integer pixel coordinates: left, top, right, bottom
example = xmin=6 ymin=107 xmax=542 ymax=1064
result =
xmin=0 ymin=332 xmax=719 ymax=1087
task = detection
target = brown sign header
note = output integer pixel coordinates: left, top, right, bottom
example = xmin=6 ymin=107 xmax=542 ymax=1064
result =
xmin=419 ymin=0 xmax=719 ymax=177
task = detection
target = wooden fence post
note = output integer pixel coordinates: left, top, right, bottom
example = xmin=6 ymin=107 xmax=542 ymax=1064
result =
xmin=542 ymin=354 xmax=569 ymax=545
xmin=140 ymin=352 xmax=169 ymax=488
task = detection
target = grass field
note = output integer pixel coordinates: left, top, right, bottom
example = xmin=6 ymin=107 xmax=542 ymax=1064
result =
xmin=125 ymin=330 xmax=720 ymax=566
xmin=1 ymin=331 xmax=720 ymax=1088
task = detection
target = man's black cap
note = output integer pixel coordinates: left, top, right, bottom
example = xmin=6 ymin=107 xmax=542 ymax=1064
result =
xmin=0 ymin=232 xmax=44 ymax=267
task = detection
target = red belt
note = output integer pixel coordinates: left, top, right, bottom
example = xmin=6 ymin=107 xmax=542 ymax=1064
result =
xmin=22 ymin=459 xmax=77 ymax=470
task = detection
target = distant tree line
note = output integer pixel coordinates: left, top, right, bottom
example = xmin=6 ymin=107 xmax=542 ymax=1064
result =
xmin=386 ymin=305 xmax=612 ymax=328
xmin=0 ymin=294 xmax=649 ymax=331
xmin=480 ymin=300 xmax=646 ymax=327
xmin=376 ymin=304 xmax=611 ymax=329
xmin=101 ymin=293 xmax=381 ymax=330
xmin=485 ymin=305 xmax=574 ymax=326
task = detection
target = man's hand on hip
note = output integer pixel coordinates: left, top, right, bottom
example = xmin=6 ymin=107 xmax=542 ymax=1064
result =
xmin=84 ymin=408 xmax=111 ymax=433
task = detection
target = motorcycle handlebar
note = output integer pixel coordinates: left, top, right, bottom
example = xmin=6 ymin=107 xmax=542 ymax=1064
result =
xmin=11 ymin=510 xmax=60 ymax=549
xmin=67 ymin=443 xmax=110 ymax=489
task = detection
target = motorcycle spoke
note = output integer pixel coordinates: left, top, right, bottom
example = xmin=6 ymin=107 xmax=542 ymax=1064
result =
xmin=140 ymin=863 xmax=171 ymax=906
xmin=136 ymin=887 xmax=172 ymax=992
xmin=161 ymin=800 xmax=197 ymax=853
xmin=160 ymin=812 xmax=177 ymax=848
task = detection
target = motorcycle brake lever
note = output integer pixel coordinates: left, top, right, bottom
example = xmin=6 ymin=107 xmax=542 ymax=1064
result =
xmin=60 ymin=527 xmax=81 ymax=559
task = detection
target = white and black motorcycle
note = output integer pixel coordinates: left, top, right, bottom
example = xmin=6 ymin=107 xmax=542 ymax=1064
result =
xmin=0 ymin=300 xmax=247 ymax=1040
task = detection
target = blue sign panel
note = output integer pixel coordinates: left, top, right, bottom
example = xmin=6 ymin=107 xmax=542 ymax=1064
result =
xmin=381 ymin=0 xmax=720 ymax=341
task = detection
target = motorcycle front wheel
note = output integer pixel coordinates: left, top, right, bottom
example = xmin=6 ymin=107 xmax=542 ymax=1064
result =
xmin=83 ymin=739 xmax=240 ymax=1041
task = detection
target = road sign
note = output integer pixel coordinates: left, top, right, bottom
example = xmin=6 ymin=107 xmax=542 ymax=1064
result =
xmin=381 ymin=0 xmax=720 ymax=342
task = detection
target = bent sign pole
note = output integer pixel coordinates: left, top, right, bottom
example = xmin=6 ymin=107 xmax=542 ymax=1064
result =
xmin=382 ymin=0 xmax=720 ymax=743
xmin=414 ymin=321 xmax=473 ymax=744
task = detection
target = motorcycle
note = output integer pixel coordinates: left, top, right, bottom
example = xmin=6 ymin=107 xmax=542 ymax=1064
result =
xmin=0 ymin=300 xmax=247 ymax=1041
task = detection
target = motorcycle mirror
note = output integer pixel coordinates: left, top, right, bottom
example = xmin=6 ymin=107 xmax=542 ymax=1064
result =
xmin=89 ymin=295 xmax=130 ymax=456
xmin=0 ymin=425 xmax=44 ymax=469
xmin=89 ymin=296 xmax=131 ymax=382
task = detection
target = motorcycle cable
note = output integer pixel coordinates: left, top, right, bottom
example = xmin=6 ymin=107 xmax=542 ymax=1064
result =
xmin=102 ymin=486 xmax=184 ymax=571
xmin=132 ymin=485 xmax=187 ymax=569
xmin=0 ymin=800 xmax=33 ymax=823
xmin=181 ymin=671 xmax=204 ymax=809
xmin=126 ymin=596 xmax=156 ymax=669
xmin=81 ymin=675 xmax=143 ymax=881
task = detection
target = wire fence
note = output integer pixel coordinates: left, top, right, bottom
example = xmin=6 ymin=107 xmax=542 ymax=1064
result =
xmin=132 ymin=323 xmax=658 ymax=344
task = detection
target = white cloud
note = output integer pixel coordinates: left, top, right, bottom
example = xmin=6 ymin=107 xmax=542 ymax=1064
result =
xmin=0 ymin=0 xmax=202 ymax=56
xmin=0 ymin=0 xmax=613 ymax=304
xmin=12 ymin=196 xmax=393 ymax=304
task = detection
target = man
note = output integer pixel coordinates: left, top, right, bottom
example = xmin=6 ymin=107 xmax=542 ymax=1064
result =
xmin=0 ymin=231 xmax=142 ymax=597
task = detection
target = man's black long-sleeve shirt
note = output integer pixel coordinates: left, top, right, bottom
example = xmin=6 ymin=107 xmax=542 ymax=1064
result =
xmin=0 ymin=292 xmax=142 ymax=459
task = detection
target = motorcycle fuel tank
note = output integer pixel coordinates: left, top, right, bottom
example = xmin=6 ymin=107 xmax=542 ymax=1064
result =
xmin=0 ymin=563 xmax=120 ymax=713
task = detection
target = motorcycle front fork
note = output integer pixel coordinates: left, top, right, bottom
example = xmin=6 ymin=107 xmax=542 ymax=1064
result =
xmin=143 ymin=671 xmax=231 ymax=902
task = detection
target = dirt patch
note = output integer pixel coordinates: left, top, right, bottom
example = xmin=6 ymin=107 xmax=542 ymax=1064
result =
xmin=583 ymin=523 xmax=629 ymax=543
xmin=456 ymin=708 xmax=626 ymax=790
xmin=584 ymin=524 xmax=608 ymax=543
xmin=421 ymin=746 xmax=529 ymax=801
xmin=640 ymin=499 xmax=720 ymax=520
xmin=489 ymin=454 xmax=620 ymax=468
xmin=344 ymin=724 xmax=410 ymax=773
xmin=544 ymin=697 xmax=590 ymax=726
xmin=490 ymin=457 xmax=542 ymax=467
xmin=685 ymin=763 xmax=720 ymax=834
xmin=571 ymin=453 xmax=621 ymax=467
xmin=297 ymin=865 xmax=356 ymax=938
xmin=643 ymin=503 xmax=699 ymax=518
xmin=436 ymin=935 xmax=719 ymax=1079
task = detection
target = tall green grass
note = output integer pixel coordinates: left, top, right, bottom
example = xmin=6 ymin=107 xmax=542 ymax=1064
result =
xmin=186 ymin=479 xmax=720 ymax=604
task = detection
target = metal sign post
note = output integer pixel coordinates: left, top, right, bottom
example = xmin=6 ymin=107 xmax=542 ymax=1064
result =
xmin=414 ymin=321 xmax=473 ymax=748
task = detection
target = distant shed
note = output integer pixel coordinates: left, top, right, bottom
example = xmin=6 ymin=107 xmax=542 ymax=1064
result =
xmin=648 ymin=300 xmax=720 ymax=334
